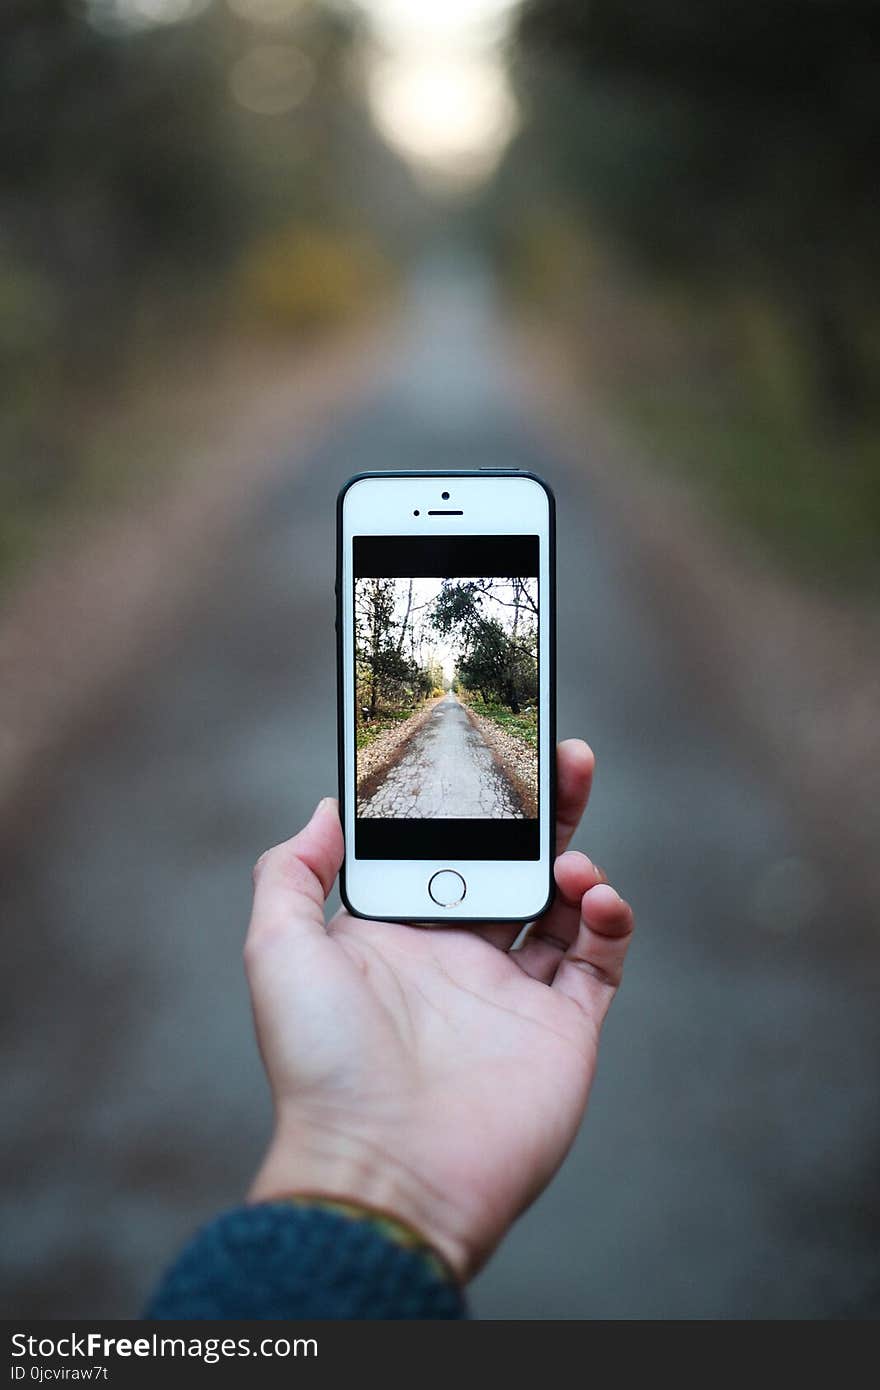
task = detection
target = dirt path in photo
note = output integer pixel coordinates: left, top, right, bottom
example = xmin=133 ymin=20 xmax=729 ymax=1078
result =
xmin=358 ymin=692 xmax=525 ymax=818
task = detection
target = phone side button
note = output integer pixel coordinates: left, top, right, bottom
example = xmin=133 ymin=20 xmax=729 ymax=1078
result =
xmin=428 ymin=870 xmax=466 ymax=908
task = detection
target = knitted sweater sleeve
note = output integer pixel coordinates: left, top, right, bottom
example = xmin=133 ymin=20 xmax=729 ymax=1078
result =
xmin=143 ymin=1201 xmax=466 ymax=1320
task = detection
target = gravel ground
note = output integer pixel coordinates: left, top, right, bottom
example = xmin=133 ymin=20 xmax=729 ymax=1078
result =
xmin=462 ymin=705 xmax=538 ymax=818
xmin=355 ymin=696 xmax=442 ymax=803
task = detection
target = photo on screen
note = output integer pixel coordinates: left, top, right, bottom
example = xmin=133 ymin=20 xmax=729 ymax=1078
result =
xmin=352 ymin=535 xmax=539 ymax=860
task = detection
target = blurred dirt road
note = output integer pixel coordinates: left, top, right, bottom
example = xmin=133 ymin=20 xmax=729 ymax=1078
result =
xmin=2 ymin=255 xmax=878 ymax=1319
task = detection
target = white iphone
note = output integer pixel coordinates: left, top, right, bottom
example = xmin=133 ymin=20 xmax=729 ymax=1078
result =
xmin=336 ymin=470 xmax=555 ymax=923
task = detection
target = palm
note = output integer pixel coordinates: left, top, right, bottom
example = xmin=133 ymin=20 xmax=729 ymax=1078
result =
xmin=247 ymin=745 xmax=633 ymax=1276
xmin=259 ymin=910 xmax=600 ymax=1260
xmin=330 ymin=910 xmax=598 ymax=1126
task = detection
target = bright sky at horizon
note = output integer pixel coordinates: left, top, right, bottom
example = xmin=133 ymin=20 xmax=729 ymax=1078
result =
xmin=354 ymin=0 xmax=521 ymax=190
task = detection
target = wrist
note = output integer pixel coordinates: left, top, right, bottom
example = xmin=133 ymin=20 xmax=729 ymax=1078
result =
xmin=248 ymin=1109 xmax=472 ymax=1282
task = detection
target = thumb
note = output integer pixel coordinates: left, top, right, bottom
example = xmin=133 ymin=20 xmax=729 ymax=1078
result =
xmin=247 ymin=798 xmax=343 ymax=948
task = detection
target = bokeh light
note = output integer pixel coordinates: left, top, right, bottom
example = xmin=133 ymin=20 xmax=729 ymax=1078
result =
xmin=86 ymin=0 xmax=211 ymax=32
xmin=356 ymin=0 xmax=520 ymax=189
xmin=226 ymin=0 xmax=309 ymax=24
xmin=367 ymin=54 xmax=517 ymax=187
xmin=229 ymin=44 xmax=315 ymax=115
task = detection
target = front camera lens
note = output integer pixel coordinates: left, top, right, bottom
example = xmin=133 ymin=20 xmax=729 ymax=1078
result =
xmin=441 ymin=491 xmax=450 ymax=500
xmin=413 ymin=509 xmax=420 ymax=516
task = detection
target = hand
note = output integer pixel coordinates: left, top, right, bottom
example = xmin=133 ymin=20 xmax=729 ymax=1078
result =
xmin=245 ymin=739 xmax=634 ymax=1281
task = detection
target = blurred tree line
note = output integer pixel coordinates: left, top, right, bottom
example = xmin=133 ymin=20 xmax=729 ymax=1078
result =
xmin=497 ymin=0 xmax=880 ymax=585
xmin=0 ymin=0 xmax=421 ymax=583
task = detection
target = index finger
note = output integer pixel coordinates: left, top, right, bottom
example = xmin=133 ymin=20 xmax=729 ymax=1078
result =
xmin=555 ymin=739 xmax=595 ymax=856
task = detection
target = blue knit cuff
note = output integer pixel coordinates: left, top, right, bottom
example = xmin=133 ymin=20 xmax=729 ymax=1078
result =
xmin=143 ymin=1202 xmax=466 ymax=1320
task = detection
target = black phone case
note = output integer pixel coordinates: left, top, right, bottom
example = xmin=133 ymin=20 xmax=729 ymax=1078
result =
xmin=335 ymin=469 xmax=557 ymax=923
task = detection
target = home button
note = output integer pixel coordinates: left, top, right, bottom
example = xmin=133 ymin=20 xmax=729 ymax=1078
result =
xmin=428 ymin=869 xmax=466 ymax=908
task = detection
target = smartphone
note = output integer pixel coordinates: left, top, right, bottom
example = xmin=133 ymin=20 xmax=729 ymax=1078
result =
xmin=336 ymin=469 xmax=555 ymax=923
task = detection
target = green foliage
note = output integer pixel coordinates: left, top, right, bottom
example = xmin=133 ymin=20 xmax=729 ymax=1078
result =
xmin=457 ymin=617 xmax=519 ymax=706
xmin=355 ymin=578 xmax=441 ymax=720
xmin=467 ymin=699 xmax=539 ymax=750
xmin=513 ymin=0 xmax=880 ymax=425
xmin=433 ymin=580 xmax=538 ymax=712
xmin=356 ymin=708 xmax=414 ymax=751
xmin=625 ymin=387 xmax=880 ymax=588
xmin=501 ymin=0 xmax=880 ymax=587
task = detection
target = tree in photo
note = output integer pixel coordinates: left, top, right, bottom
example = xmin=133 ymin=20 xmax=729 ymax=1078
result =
xmin=432 ymin=578 xmax=538 ymax=713
xmin=355 ymin=578 xmax=445 ymax=723
xmin=356 ymin=578 xmax=405 ymax=718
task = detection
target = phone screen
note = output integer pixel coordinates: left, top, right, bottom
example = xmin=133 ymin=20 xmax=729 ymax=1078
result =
xmin=353 ymin=535 xmax=539 ymax=860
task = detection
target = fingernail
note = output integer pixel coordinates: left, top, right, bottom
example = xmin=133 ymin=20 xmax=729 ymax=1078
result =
xmin=315 ymin=796 xmax=336 ymax=816
xmin=562 ymin=853 xmax=607 ymax=884
xmin=587 ymin=883 xmax=622 ymax=908
xmin=558 ymin=850 xmax=595 ymax=874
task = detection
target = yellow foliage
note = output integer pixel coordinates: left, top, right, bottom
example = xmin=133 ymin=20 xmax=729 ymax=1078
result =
xmin=238 ymin=225 xmax=387 ymax=329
